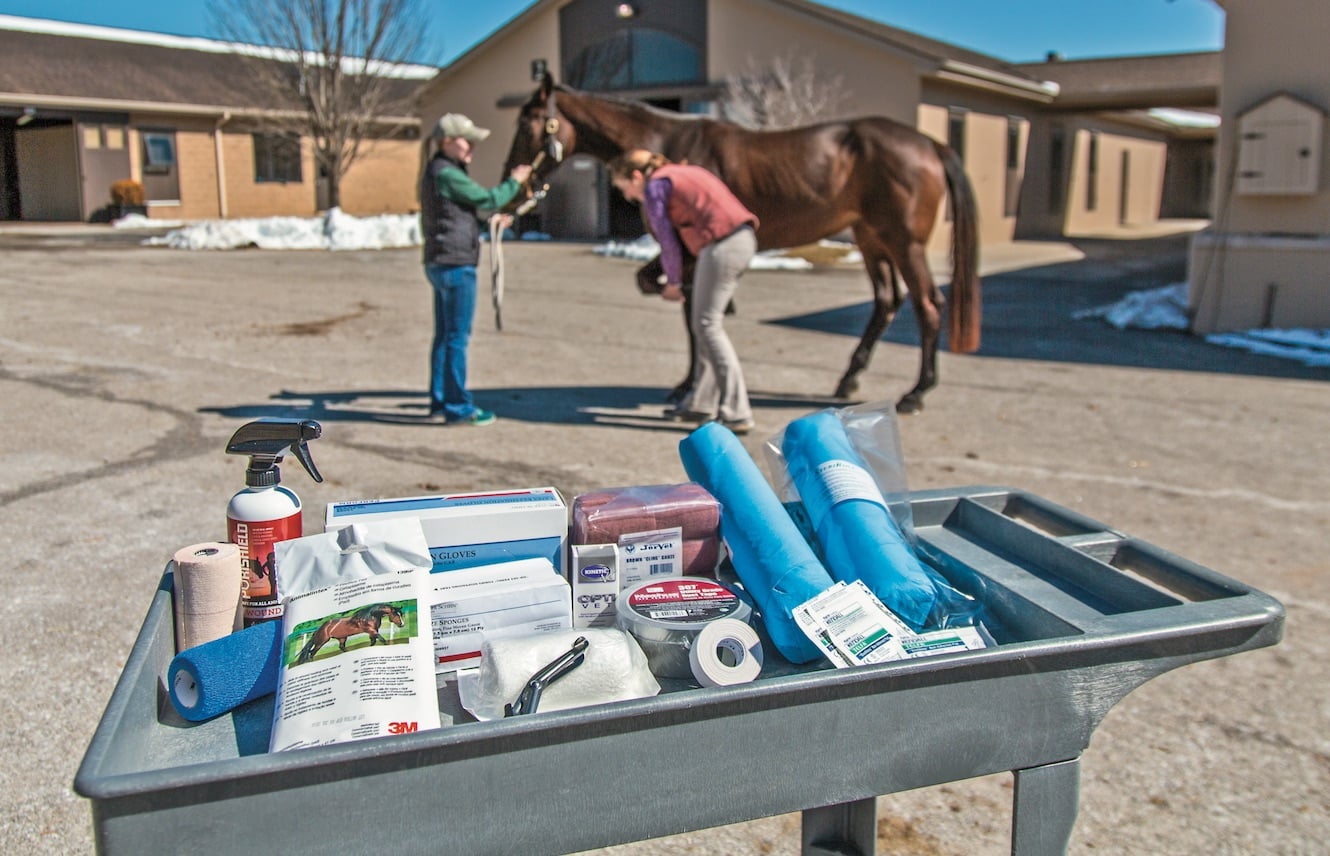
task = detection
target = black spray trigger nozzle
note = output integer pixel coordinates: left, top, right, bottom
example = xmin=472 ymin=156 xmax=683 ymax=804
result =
xmin=225 ymin=419 xmax=324 ymax=486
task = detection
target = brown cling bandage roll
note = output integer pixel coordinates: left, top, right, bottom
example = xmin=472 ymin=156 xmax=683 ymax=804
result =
xmin=571 ymin=484 xmax=720 ymax=545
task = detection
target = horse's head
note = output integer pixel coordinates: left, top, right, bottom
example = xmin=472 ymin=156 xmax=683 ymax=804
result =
xmin=383 ymin=605 xmax=404 ymax=627
xmin=501 ymin=72 xmax=575 ymax=198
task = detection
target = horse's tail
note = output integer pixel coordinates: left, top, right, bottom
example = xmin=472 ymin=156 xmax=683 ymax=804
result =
xmin=296 ymin=624 xmax=328 ymax=664
xmin=936 ymin=141 xmax=981 ymax=354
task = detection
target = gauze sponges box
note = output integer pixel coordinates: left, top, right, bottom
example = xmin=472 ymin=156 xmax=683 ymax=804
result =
xmin=326 ymin=488 xmax=568 ymax=575
xmin=428 ymin=558 xmax=572 ymax=673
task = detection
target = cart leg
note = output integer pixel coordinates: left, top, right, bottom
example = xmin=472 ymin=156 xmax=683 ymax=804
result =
xmin=1011 ymin=757 xmax=1081 ymax=856
xmin=801 ymin=797 xmax=877 ymax=856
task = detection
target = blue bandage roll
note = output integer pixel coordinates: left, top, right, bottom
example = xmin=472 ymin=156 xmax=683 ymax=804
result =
xmin=168 ymin=619 xmax=283 ymax=722
xmin=679 ymin=422 xmax=833 ymax=664
xmin=782 ymin=411 xmax=936 ymax=630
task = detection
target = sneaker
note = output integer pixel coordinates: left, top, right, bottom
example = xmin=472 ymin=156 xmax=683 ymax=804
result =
xmin=665 ymin=407 xmax=712 ymax=424
xmin=721 ymin=417 xmax=755 ymax=435
xmin=451 ymin=408 xmax=496 ymax=427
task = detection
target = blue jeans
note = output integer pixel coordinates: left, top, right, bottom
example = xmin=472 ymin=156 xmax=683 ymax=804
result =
xmin=425 ymin=263 xmax=478 ymax=421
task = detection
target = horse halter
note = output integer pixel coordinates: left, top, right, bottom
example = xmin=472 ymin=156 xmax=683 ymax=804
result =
xmin=512 ymin=89 xmax=561 ymax=216
xmin=541 ymin=86 xmax=565 ymax=165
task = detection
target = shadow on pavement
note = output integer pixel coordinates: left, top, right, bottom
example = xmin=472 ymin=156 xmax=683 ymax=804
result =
xmin=769 ymin=234 xmax=1330 ymax=383
xmin=201 ymin=386 xmax=847 ymax=429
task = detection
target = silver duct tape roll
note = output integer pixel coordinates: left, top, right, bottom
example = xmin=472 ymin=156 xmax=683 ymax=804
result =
xmin=615 ymin=577 xmax=752 ymax=679
xmin=172 ymin=542 xmax=244 ymax=653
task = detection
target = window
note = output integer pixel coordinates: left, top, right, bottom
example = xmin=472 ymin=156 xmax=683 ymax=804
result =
xmin=565 ymin=29 xmax=700 ymax=90
xmin=1049 ymin=124 xmax=1066 ymax=212
xmin=1004 ymin=116 xmax=1023 ymax=218
xmin=560 ymin=0 xmax=705 ymax=91
xmin=947 ymin=109 xmax=967 ymax=162
xmin=142 ymin=132 xmax=176 ymax=175
xmin=253 ymin=133 xmax=302 ymax=183
xmin=1086 ymin=132 xmax=1100 ymax=211
xmin=944 ymin=109 xmax=967 ymax=221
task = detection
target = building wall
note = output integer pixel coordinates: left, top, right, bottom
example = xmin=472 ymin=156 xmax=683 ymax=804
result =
xmin=1215 ymin=0 xmax=1330 ymax=234
xmin=121 ymin=116 xmax=418 ymax=221
xmin=1016 ymin=116 xmax=1168 ymax=238
xmin=1189 ymin=0 xmax=1330 ymax=332
xmin=126 ymin=117 xmax=224 ymax=220
xmin=1064 ymin=126 xmax=1166 ymax=234
xmin=338 ymin=138 xmax=421 ymax=215
xmin=710 ymin=0 xmax=922 ymax=124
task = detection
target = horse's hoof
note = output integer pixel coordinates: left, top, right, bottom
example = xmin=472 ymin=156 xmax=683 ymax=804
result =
xmin=895 ymin=395 xmax=924 ymax=414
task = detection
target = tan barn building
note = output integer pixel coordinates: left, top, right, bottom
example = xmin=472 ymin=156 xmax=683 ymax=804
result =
xmin=1187 ymin=0 xmax=1330 ymax=332
xmin=0 ymin=16 xmax=427 ymax=222
xmin=416 ymin=0 xmax=1218 ymax=252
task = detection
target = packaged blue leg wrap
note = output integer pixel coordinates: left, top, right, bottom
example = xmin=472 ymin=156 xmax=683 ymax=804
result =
xmin=781 ymin=411 xmax=936 ymax=630
xmin=679 ymin=422 xmax=834 ymax=664
xmin=167 ymin=620 xmax=283 ymax=722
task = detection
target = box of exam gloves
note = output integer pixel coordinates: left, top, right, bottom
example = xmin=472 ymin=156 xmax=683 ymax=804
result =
xmin=427 ymin=557 xmax=572 ymax=673
xmin=326 ymin=487 xmax=568 ymax=575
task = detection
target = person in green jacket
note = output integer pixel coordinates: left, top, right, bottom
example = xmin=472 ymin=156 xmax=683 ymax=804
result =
xmin=419 ymin=113 xmax=532 ymax=425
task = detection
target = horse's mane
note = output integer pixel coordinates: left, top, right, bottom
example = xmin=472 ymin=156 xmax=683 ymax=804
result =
xmin=556 ymin=84 xmax=707 ymax=125
xmin=350 ymin=603 xmax=393 ymax=621
xmin=556 ymin=84 xmax=844 ymax=206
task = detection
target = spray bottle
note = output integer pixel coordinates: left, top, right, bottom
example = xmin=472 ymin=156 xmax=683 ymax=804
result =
xmin=225 ymin=419 xmax=323 ymax=626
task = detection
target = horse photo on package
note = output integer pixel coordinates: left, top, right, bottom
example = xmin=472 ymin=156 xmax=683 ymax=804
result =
xmin=290 ymin=602 xmax=414 ymax=666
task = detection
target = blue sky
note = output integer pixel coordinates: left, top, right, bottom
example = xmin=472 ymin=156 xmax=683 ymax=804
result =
xmin=0 ymin=0 xmax=1224 ymax=66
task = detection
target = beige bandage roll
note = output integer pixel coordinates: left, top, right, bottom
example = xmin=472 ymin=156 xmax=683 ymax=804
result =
xmin=172 ymin=542 xmax=244 ymax=653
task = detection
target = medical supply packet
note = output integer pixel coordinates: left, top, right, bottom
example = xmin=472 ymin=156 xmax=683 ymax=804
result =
xmin=794 ymin=581 xmax=987 ymax=668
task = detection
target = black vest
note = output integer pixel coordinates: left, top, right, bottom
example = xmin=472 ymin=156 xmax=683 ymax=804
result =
xmin=420 ymin=153 xmax=480 ymax=266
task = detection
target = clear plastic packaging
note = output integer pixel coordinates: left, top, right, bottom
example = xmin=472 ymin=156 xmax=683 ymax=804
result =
xmin=764 ymin=401 xmax=983 ymax=632
xmin=571 ymin=483 xmax=722 ymax=577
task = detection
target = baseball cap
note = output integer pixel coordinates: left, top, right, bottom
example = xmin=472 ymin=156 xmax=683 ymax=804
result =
xmin=434 ymin=113 xmax=491 ymax=143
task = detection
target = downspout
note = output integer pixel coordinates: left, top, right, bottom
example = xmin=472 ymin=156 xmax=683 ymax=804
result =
xmin=214 ymin=111 xmax=231 ymax=218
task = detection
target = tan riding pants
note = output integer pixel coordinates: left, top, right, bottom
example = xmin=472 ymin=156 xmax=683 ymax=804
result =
xmin=684 ymin=225 xmax=756 ymax=423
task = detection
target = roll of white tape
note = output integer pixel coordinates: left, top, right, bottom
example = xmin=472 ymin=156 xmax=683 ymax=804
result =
xmin=689 ymin=618 xmax=763 ymax=687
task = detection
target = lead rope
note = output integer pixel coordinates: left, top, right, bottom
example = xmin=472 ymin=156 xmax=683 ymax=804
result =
xmin=489 ymin=90 xmax=563 ymax=331
xmin=489 ymin=214 xmax=505 ymax=331
xmin=489 ymin=150 xmax=550 ymax=331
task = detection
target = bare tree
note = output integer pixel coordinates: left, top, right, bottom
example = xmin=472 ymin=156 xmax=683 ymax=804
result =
xmin=719 ymin=52 xmax=851 ymax=129
xmin=209 ymin=0 xmax=431 ymax=209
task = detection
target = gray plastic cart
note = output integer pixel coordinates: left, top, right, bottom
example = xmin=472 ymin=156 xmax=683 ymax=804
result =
xmin=75 ymin=486 xmax=1284 ymax=855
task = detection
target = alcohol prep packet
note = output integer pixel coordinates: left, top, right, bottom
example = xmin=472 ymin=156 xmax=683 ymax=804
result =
xmin=795 ymin=581 xmax=911 ymax=666
xmin=795 ymin=580 xmax=988 ymax=669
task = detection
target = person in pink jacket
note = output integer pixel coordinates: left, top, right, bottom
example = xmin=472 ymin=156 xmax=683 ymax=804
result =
xmin=610 ymin=149 xmax=760 ymax=434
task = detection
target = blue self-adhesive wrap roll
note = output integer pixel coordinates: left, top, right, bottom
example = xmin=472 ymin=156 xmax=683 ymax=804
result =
xmin=782 ymin=411 xmax=936 ymax=630
xmin=167 ymin=619 xmax=283 ymax=722
xmin=679 ymin=421 xmax=833 ymax=664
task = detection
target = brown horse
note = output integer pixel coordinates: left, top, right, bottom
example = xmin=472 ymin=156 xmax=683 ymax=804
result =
xmin=502 ymin=74 xmax=980 ymax=413
xmin=295 ymin=603 xmax=405 ymax=665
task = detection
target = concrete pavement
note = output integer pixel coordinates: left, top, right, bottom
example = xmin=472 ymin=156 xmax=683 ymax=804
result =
xmin=1 ymin=226 xmax=1326 ymax=853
